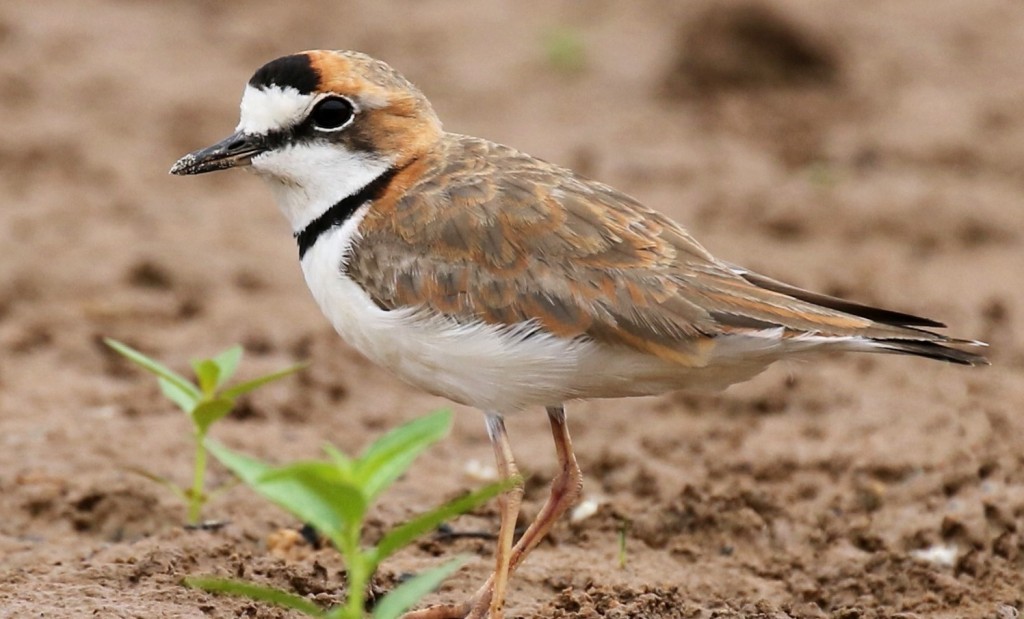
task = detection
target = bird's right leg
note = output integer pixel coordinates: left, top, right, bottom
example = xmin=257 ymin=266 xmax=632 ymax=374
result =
xmin=504 ymin=405 xmax=582 ymax=570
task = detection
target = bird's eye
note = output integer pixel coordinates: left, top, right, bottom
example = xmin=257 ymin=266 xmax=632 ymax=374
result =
xmin=310 ymin=97 xmax=354 ymax=131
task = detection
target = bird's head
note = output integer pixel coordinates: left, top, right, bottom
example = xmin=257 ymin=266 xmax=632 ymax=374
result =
xmin=170 ymin=50 xmax=442 ymax=229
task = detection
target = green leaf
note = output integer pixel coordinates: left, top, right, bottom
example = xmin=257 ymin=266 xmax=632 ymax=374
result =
xmin=221 ymin=362 xmax=307 ymax=399
xmin=105 ymin=338 xmax=200 ymax=400
xmin=211 ymin=345 xmax=244 ymax=389
xmin=186 ymin=576 xmax=326 ymax=617
xmin=192 ymin=359 xmax=220 ymax=396
xmin=206 ymin=440 xmax=272 ymax=485
xmin=356 ymin=410 xmax=452 ymax=501
xmin=371 ymin=557 xmax=467 ymax=619
xmin=255 ymin=462 xmax=367 ymax=543
xmin=207 ymin=441 xmax=365 ymax=544
xmin=323 ymin=443 xmax=356 ymax=480
xmin=158 ymin=376 xmax=199 ymax=413
xmin=191 ymin=397 xmax=234 ymax=435
xmin=375 ymin=479 xmax=511 ymax=561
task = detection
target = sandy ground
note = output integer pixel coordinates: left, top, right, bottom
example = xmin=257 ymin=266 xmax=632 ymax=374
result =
xmin=2 ymin=1 xmax=1024 ymax=617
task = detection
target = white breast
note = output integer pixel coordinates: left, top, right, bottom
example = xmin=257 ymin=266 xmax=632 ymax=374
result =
xmin=300 ymin=205 xmax=587 ymax=410
xmin=298 ymin=205 xmax=785 ymax=411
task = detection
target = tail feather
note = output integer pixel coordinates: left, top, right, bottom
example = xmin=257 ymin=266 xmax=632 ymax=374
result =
xmin=873 ymin=338 xmax=989 ymax=366
xmin=725 ymin=265 xmax=990 ymax=367
xmin=734 ymin=268 xmax=946 ymax=328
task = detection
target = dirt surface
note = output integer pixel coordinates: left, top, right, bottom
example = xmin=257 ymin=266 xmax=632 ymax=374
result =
xmin=2 ymin=1 xmax=1024 ymax=617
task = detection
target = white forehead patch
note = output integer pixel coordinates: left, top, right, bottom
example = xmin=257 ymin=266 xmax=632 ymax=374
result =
xmin=236 ymin=84 xmax=315 ymax=135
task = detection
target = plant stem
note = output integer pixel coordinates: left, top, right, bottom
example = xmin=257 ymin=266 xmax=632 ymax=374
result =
xmin=343 ymin=565 xmax=367 ymax=619
xmin=188 ymin=430 xmax=208 ymax=525
xmin=338 ymin=528 xmax=368 ymax=619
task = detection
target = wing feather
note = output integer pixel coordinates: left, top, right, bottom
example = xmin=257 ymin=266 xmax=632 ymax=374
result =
xmin=346 ymin=134 xmax=985 ymax=367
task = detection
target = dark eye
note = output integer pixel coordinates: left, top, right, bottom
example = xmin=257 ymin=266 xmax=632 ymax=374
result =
xmin=310 ymin=97 xmax=354 ymax=130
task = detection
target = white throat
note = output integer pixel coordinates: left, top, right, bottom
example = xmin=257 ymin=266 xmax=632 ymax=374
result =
xmin=250 ymin=142 xmax=392 ymax=234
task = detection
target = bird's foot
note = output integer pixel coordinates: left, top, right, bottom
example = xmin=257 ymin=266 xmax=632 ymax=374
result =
xmin=465 ymin=587 xmax=495 ymax=619
xmin=400 ymin=579 xmax=495 ymax=619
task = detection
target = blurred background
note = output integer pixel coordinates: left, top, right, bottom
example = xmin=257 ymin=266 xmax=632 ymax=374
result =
xmin=2 ymin=1 xmax=1023 ymax=617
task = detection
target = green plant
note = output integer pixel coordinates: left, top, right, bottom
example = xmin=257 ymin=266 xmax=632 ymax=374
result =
xmin=104 ymin=338 xmax=305 ymax=524
xmin=542 ymin=26 xmax=587 ymax=74
xmin=187 ymin=410 xmax=510 ymax=619
xmin=617 ymin=517 xmax=630 ymax=570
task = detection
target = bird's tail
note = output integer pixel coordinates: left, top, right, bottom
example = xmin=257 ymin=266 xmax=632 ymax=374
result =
xmin=726 ymin=266 xmax=990 ymax=367
xmin=867 ymin=338 xmax=988 ymax=366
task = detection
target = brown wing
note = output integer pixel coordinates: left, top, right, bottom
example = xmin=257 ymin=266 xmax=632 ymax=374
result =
xmin=347 ymin=134 xmax=984 ymax=367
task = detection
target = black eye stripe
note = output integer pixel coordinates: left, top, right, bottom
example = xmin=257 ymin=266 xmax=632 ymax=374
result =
xmin=259 ymin=127 xmax=295 ymax=151
xmin=252 ymin=96 xmax=360 ymax=151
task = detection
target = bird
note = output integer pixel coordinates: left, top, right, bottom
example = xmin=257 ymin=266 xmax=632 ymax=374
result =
xmin=171 ymin=50 xmax=988 ymax=619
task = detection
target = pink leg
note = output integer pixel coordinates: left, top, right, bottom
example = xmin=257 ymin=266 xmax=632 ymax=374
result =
xmin=505 ymin=406 xmax=582 ymax=571
xmin=466 ymin=406 xmax=583 ymax=615
xmin=403 ymin=406 xmax=581 ymax=619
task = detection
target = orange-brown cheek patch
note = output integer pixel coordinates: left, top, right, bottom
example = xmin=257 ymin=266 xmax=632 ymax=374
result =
xmin=303 ymin=51 xmax=442 ymax=166
xmin=369 ymin=107 xmax=443 ymax=163
xmin=305 ymin=50 xmax=393 ymax=105
xmin=305 ymin=51 xmax=351 ymax=92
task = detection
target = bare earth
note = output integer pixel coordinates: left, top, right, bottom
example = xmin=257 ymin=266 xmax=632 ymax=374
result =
xmin=2 ymin=1 xmax=1024 ymax=617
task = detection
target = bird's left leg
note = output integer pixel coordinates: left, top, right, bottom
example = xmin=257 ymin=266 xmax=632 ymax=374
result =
xmin=473 ymin=412 xmax=524 ymax=619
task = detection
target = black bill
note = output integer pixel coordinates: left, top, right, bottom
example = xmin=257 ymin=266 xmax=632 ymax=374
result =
xmin=170 ymin=131 xmax=267 ymax=175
